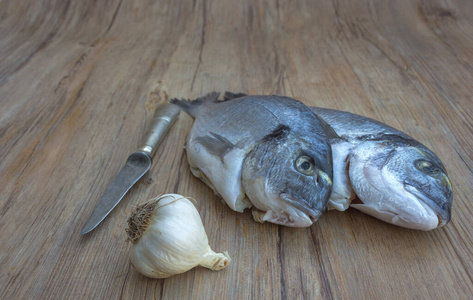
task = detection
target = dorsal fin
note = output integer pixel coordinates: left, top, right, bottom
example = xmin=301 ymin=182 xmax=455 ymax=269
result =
xmin=223 ymin=92 xmax=248 ymax=101
xmin=170 ymin=92 xmax=220 ymax=117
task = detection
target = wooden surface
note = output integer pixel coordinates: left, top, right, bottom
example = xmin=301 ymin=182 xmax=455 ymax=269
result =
xmin=1 ymin=0 xmax=473 ymax=299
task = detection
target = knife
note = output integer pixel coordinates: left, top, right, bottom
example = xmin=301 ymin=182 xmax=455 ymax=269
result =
xmin=80 ymin=103 xmax=180 ymax=234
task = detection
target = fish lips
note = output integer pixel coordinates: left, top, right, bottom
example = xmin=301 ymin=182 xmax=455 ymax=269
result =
xmin=403 ymin=183 xmax=452 ymax=226
xmin=280 ymin=193 xmax=324 ymax=223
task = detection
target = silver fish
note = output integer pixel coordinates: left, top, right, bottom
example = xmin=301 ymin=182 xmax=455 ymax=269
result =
xmin=171 ymin=92 xmax=333 ymax=227
xmin=311 ymin=107 xmax=453 ymax=231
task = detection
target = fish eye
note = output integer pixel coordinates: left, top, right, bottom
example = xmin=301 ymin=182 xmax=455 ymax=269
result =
xmin=415 ymin=159 xmax=441 ymax=178
xmin=295 ymin=155 xmax=316 ymax=175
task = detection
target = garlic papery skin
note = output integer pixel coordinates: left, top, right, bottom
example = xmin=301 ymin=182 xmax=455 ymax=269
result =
xmin=126 ymin=194 xmax=231 ymax=279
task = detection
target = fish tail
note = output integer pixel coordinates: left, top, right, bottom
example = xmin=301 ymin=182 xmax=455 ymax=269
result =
xmin=170 ymin=92 xmax=220 ymax=117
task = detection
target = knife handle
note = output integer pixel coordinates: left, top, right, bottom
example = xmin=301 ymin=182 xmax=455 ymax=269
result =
xmin=138 ymin=103 xmax=180 ymax=157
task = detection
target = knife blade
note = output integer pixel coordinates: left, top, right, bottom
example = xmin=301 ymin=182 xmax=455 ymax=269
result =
xmin=80 ymin=103 xmax=180 ymax=234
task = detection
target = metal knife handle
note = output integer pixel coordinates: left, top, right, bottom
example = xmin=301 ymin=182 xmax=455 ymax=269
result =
xmin=138 ymin=103 xmax=180 ymax=157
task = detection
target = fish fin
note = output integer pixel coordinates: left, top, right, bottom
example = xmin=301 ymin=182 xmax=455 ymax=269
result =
xmin=170 ymin=92 xmax=220 ymax=117
xmin=223 ymin=91 xmax=248 ymax=101
xmin=319 ymin=118 xmax=341 ymax=141
xmin=194 ymin=132 xmax=237 ymax=162
xmin=308 ymin=112 xmax=341 ymax=141
xmin=370 ymin=149 xmax=396 ymax=170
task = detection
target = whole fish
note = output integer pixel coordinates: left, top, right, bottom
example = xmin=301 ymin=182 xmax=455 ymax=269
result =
xmin=171 ymin=92 xmax=334 ymax=227
xmin=310 ymin=107 xmax=453 ymax=231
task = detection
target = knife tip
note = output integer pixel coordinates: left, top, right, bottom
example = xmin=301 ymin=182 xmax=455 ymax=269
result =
xmin=80 ymin=224 xmax=95 ymax=235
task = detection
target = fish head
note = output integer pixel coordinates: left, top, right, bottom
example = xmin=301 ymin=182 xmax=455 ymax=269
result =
xmin=349 ymin=141 xmax=452 ymax=230
xmin=242 ymin=129 xmax=332 ymax=227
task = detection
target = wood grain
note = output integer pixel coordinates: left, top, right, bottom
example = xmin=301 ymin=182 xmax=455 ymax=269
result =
xmin=1 ymin=0 xmax=472 ymax=299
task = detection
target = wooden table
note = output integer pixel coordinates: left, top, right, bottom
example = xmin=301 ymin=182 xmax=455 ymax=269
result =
xmin=1 ymin=0 xmax=472 ymax=298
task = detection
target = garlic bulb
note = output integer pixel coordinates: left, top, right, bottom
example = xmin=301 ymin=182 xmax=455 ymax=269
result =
xmin=126 ymin=194 xmax=231 ymax=278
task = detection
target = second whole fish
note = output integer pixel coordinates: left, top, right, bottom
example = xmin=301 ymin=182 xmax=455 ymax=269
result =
xmin=311 ymin=107 xmax=453 ymax=231
xmin=171 ymin=92 xmax=334 ymax=227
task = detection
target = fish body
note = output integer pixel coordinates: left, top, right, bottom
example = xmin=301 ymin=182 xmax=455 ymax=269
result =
xmin=171 ymin=92 xmax=333 ymax=227
xmin=311 ymin=107 xmax=453 ymax=230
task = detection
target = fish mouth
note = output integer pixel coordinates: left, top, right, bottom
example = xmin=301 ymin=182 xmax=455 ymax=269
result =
xmin=358 ymin=161 xmax=448 ymax=230
xmin=404 ymin=184 xmax=450 ymax=227
xmin=349 ymin=184 xmax=443 ymax=230
xmin=280 ymin=193 xmax=323 ymax=223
